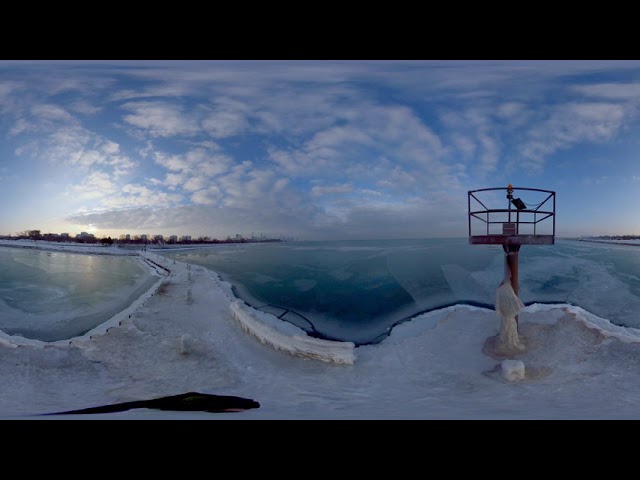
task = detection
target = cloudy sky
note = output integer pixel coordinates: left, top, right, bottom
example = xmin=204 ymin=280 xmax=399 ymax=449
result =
xmin=2 ymin=60 xmax=640 ymax=240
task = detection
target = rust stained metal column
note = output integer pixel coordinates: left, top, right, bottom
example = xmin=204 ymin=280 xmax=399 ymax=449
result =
xmin=503 ymin=243 xmax=521 ymax=323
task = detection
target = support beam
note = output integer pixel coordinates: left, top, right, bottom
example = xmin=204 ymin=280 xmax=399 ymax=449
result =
xmin=503 ymin=244 xmax=521 ymax=323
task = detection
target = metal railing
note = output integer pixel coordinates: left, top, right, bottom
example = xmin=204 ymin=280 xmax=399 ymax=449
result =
xmin=468 ymin=186 xmax=556 ymax=237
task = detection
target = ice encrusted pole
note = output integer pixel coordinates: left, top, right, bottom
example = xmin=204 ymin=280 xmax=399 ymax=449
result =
xmin=495 ymin=260 xmax=525 ymax=352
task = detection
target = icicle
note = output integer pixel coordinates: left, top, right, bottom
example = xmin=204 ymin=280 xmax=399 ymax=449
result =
xmin=495 ymin=280 xmax=524 ymax=319
xmin=494 ymin=266 xmax=525 ymax=353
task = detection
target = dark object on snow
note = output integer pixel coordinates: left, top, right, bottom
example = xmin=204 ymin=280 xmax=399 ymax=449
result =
xmin=43 ymin=392 xmax=260 ymax=415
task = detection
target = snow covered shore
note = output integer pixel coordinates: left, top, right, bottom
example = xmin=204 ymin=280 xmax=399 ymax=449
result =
xmin=2 ymin=241 xmax=640 ymax=419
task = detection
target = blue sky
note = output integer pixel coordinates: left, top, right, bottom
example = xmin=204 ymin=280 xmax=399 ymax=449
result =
xmin=1 ymin=60 xmax=640 ymax=240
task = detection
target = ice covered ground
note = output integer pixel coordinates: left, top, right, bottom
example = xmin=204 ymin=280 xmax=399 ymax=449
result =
xmin=2 ymin=241 xmax=640 ymax=419
xmin=0 ymin=239 xmax=139 ymax=255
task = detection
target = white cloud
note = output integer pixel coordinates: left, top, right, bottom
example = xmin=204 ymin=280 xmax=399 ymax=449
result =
xmin=451 ymin=133 xmax=476 ymax=157
xmin=269 ymin=148 xmax=317 ymax=176
xmin=375 ymin=167 xmax=417 ymax=189
xmin=202 ymin=98 xmax=250 ymax=138
xmin=0 ymin=81 xmax=25 ymax=114
xmin=519 ymin=102 xmax=627 ymax=173
xmin=100 ymin=140 xmax=120 ymax=155
xmin=110 ymin=89 xmax=140 ymax=101
xmin=31 ymin=104 xmax=74 ymax=122
xmin=273 ymin=178 xmax=289 ymax=192
xmin=191 ymin=186 xmax=222 ymax=205
xmin=103 ymin=184 xmax=183 ymax=209
xmin=0 ymin=81 xmax=20 ymax=98
xmin=138 ymin=141 xmax=155 ymax=159
xmin=69 ymin=171 xmax=118 ymax=200
xmin=109 ymin=156 xmax=136 ymax=176
xmin=573 ymin=82 xmax=640 ymax=100
xmin=45 ymin=126 xmax=136 ymax=175
xmin=5 ymin=101 xmax=80 ymax=138
xmin=497 ymin=101 xmax=527 ymax=119
xmin=439 ymin=107 xmax=504 ymax=176
xmin=197 ymin=155 xmax=232 ymax=177
xmin=110 ymin=84 xmax=193 ymax=102
xmin=164 ymin=173 xmax=186 ymax=189
xmin=153 ymin=148 xmax=233 ymax=195
xmin=68 ymin=100 xmax=102 ymax=115
xmin=360 ymin=188 xmax=383 ymax=196
xmin=188 ymin=140 xmax=222 ymax=151
xmin=183 ymin=176 xmax=208 ymax=192
xmin=477 ymin=133 xmax=500 ymax=173
xmin=122 ymin=184 xmax=148 ymax=195
xmin=185 ymin=149 xmax=233 ymax=177
xmin=307 ymin=125 xmax=374 ymax=151
xmin=311 ymin=184 xmax=353 ymax=197
xmin=155 ymin=148 xmax=232 ymax=175
xmin=14 ymin=124 xmax=137 ymax=188
xmin=121 ymin=101 xmax=200 ymax=137
xmin=9 ymin=118 xmax=32 ymax=136
xmin=154 ymin=152 xmax=190 ymax=171
xmin=269 ymin=103 xmax=448 ymax=184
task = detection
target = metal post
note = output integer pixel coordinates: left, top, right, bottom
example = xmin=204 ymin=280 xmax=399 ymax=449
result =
xmin=468 ymin=193 xmax=471 ymax=237
xmin=507 ymin=184 xmax=513 ymax=224
xmin=503 ymin=244 xmax=521 ymax=323
xmin=553 ymin=192 xmax=556 ymax=237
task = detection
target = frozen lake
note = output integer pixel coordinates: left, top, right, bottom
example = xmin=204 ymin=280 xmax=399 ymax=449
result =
xmin=0 ymin=247 xmax=157 ymax=341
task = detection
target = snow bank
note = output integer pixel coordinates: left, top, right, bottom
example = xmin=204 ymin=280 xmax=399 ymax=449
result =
xmin=230 ymin=300 xmax=356 ymax=365
xmin=385 ymin=304 xmax=491 ymax=343
xmin=524 ymin=303 xmax=640 ymax=344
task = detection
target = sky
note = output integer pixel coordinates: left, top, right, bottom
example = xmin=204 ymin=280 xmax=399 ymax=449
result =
xmin=4 ymin=242 xmax=640 ymax=420
xmin=2 ymin=59 xmax=640 ymax=240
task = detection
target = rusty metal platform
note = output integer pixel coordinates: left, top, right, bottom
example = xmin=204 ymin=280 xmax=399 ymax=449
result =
xmin=469 ymin=234 xmax=555 ymax=246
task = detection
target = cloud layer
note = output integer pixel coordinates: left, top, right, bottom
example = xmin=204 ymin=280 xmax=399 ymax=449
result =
xmin=2 ymin=60 xmax=640 ymax=239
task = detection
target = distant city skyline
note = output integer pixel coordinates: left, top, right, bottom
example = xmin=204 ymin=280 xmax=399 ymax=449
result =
xmin=3 ymin=60 xmax=640 ymax=240
xmin=4 ymin=229 xmax=289 ymax=243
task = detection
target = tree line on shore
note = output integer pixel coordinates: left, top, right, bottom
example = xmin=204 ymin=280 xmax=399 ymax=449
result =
xmin=0 ymin=230 xmax=283 ymax=245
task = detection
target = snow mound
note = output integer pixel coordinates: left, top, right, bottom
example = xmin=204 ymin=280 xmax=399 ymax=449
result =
xmin=501 ymin=359 xmax=525 ymax=381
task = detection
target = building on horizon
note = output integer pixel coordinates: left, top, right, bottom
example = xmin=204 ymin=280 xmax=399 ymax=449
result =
xmin=76 ymin=231 xmax=96 ymax=242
